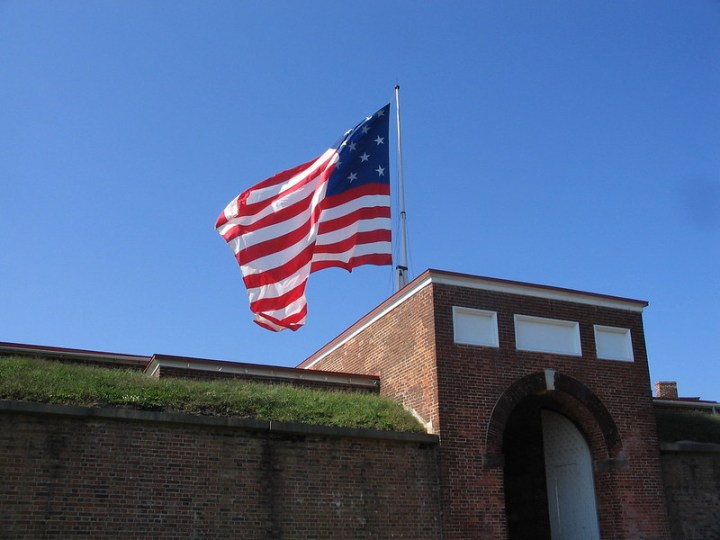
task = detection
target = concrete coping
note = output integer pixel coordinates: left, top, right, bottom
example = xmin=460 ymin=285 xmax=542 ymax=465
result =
xmin=660 ymin=441 xmax=720 ymax=453
xmin=0 ymin=400 xmax=438 ymax=445
xmin=146 ymin=354 xmax=380 ymax=390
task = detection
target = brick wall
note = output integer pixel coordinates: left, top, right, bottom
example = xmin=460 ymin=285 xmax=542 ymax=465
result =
xmin=0 ymin=402 xmax=441 ymax=539
xmin=300 ymin=285 xmax=440 ymax=432
xmin=660 ymin=442 xmax=720 ymax=540
xmin=303 ymin=275 xmax=673 ymax=539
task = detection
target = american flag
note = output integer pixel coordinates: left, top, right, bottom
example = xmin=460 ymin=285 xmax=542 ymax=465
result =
xmin=215 ymin=105 xmax=392 ymax=331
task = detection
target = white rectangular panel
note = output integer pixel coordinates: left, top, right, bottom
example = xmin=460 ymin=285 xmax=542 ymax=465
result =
xmin=594 ymin=325 xmax=634 ymax=361
xmin=453 ymin=307 xmax=499 ymax=347
xmin=514 ymin=315 xmax=581 ymax=356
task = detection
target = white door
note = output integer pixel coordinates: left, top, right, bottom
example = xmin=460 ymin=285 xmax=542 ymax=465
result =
xmin=542 ymin=410 xmax=601 ymax=540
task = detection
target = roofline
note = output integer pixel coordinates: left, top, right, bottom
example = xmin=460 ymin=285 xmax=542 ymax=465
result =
xmin=0 ymin=341 xmax=151 ymax=368
xmin=299 ymin=269 xmax=648 ymax=370
xmin=426 ymin=269 xmax=648 ymax=311
xmin=654 ymin=399 xmax=719 ymax=412
xmin=147 ymin=354 xmax=379 ymax=389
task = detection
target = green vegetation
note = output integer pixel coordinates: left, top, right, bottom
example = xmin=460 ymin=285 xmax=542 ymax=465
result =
xmin=655 ymin=408 xmax=720 ymax=444
xmin=0 ymin=357 xmax=424 ymax=432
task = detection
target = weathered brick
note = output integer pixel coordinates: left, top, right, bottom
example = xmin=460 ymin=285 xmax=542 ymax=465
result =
xmin=302 ymin=271 xmax=673 ymax=539
xmin=0 ymin=407 xmax=441 ymax=539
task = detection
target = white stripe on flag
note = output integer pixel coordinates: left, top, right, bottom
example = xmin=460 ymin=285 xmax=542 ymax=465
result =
xmin=311 ymin=241 xmax=392 ymax=264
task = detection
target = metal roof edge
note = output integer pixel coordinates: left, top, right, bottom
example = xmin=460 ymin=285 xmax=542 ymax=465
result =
xmin=654 ymin=399 xmax=719 ymax=411
xmin=427 ymin=269 xmax=648 ymax=312
xmin=0 ymin=341 xmax=151 ymax=367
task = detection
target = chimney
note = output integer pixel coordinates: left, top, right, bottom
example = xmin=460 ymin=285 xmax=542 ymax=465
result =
xmin=655 ymin=381 xmax=678 ymax=399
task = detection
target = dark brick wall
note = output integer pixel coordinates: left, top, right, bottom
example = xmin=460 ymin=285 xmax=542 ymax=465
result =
xmin=0 ymin=405 xmax=441 ymax=539
xmin=305 ymin=279 xmax=673 ymax=539
xmin=660 ymin=444 xmax=720 ymax=540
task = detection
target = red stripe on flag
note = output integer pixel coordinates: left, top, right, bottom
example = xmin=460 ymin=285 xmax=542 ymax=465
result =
xmin=317 ymin=206 xmax=391 ymax=235
xmin=215 ymin=158 xmax=320 ymax=229
xmin=238 ymin=165 xmax=325 ymax=218
xmin=314 ymin=229 xmax=392 ymax=255
xmin=311 ymin=253 xmax=392 ymax=272
xmin=217 ymin=155 xmax=335 ymax=231
xmin=221 ymin=187 xmax=320 ymax=243
xmin=254 ymin=306 xmax=307 ymax=332
xmin=250 ymin=281 xmax=307 ymax=313
xmin=321 ymin=183 xmax=390 ymax=210
xmin=236 ymin=203 xmax=325 ymax=266
xmin=241 ymin=242 xmax=316 ymax=289
xmin=255 ymin=305 xmax=308 ymax=331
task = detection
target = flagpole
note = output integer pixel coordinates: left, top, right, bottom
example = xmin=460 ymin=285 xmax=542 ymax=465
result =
xmin=394 ymin=85 xmax=409 ymax=291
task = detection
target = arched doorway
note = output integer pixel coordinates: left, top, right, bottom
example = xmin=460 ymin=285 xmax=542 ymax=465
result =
xmin=503 ymin=397 xmax=600 ymax=540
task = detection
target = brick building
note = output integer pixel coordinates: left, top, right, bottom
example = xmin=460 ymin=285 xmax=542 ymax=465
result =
xmin=300 ymin=269 xmax=673 ymax=539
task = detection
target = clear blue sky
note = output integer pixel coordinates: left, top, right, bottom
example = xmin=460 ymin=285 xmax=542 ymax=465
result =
xmin=2 ymin=2 xmax=718 ymax=400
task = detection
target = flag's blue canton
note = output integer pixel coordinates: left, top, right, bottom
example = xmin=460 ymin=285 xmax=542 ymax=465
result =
xmin=326 ymin=104 xmax=390 ymax=197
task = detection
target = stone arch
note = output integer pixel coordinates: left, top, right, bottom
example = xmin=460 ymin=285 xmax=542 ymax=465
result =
xmin=485 ymin=371 xmax=623 ymax=460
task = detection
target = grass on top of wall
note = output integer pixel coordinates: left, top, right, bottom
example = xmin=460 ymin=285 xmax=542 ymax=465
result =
xmin=0 ymin=357 xmax=425 ymax=433
xmin=655 ymin=408 xmax=720 ymax=444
